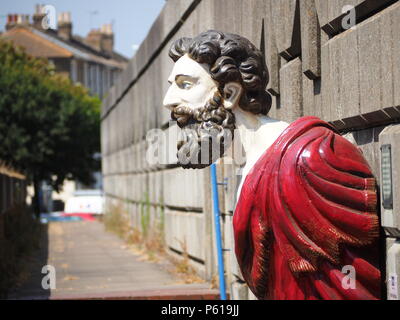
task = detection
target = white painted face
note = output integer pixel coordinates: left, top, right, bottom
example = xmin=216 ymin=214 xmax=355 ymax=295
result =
xmin=163 ymin=54 xmax=218 ymax=111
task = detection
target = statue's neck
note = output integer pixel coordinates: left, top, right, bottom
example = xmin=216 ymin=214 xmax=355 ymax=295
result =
xmin=233 ymin=108 xmax=289 ymax=199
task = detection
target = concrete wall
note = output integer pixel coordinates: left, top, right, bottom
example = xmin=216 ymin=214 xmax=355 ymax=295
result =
xmin=101 ymin=0 xmax=400 ymax=299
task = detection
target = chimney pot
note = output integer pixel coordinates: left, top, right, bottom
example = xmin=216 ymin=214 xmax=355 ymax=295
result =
xmin=35 ymin=4 xmax=42 ymax=14
xmin=6 ymin=13 xmax=26 ymax=30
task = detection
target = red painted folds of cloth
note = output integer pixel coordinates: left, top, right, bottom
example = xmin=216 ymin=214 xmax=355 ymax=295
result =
xmin=233 ymin=116 xmax=381 ymax=300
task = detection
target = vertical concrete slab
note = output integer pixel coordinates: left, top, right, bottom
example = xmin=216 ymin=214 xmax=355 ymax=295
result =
xmin=380 ymin=5 xmax=394 ymax=111
xmin=390 ymin=2 xmax=400 ymax=108
xmin=338 ymin=28 xmax=360 ymax=120
xmin=265 ymin=0 xmax=281 ymax=97
xmin=300 ymin=0 xmax=321 ymax=80
xmin=321 ymin=38 xmax=339 ymax=121
xmin=272 ymin=0 xmax=301 ymax=60
xmin=164 ymin=209 xmax=205 ymax=262
xmin=279 ymin=57 xmax=303 ymax=122
xmin=213 ymin=0 xmax=243 ymax=34
xmin=358 ymin=14 xmax=382 ymax=114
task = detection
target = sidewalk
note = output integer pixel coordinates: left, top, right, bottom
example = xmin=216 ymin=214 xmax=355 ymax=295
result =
xmin=8 ymin=220 xmax=218 ymax=300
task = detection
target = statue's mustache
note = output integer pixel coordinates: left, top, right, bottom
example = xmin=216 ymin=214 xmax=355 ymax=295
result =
xmin=171 ymin=90 xmax=228 ymax=128
xmin=171 ymin=106 xmax=194 ymax=128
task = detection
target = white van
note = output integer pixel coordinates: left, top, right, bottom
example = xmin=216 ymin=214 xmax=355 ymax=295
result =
xmin=64 ymin=190 xmax=104 ymax=215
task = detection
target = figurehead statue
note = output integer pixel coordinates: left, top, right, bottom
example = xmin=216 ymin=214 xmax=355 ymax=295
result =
xmin=163 ymin=30 xmax=381 ymax=300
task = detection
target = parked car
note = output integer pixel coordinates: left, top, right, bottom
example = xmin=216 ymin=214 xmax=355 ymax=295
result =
xmin=64 ymin=190 xmax=104 ymax=215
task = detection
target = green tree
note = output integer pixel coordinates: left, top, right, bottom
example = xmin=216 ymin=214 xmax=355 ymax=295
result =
xmin=0 ymin=39 xmax=101 ymax=216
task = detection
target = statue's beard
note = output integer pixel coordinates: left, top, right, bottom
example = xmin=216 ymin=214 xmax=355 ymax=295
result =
xmin=171 ymin=90 xmax=236 ymax=169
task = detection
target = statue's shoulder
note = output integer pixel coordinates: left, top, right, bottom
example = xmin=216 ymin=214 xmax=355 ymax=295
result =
xmin=244 ymin=115 xmax=374 ymax=198
xmin=282 ymin=116 xmax=372 ymax=171
xmin=279 ymin=116 xmax=337 ymax=139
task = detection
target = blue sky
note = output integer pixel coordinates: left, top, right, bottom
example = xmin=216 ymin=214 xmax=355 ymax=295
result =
xmin=0 ymin=0 xmax=166 ymax=58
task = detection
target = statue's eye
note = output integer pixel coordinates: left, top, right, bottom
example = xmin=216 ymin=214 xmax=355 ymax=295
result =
xmin=178 ymin=81 xmax=193 ymax=90
xmin=175 ymin=75 xmax=197 ymax=90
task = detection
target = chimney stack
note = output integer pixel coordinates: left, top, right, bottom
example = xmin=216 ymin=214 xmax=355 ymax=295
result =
xmin=6 ymin=14 xmax=29 ymax=30
xmin=57 ymin=12 xmax=72 ymax=40
xmin=86 ymin=23 xmax=114 ymax=54
xmin=33 ymin=4 xmax=46 ymax=30
xmin=6 ymin=14 xmax=17 ymax=31
xmin=17 ymin=14 xmax=30 ymax=25
xmin=100 ymin=24 xmax=114 ymax=54
xmin=86 ymin=28 xmax=102 ymax=51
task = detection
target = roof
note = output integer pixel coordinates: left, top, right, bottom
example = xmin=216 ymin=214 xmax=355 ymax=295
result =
xmin=2 ymin=26 xmax=128 ymax=69
xmin=2 ymin=27 xmax=72 ymax=58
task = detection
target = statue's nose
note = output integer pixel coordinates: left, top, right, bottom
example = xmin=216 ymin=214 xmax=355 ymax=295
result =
xmin=163 ymin=85 xmax=180 ymax=110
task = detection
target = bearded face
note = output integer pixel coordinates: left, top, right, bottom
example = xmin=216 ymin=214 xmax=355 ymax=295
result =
xmin=163 ymin=54 xmax=238 ymax=169
xmin=171 ymin=90 xmax=235 ymax=169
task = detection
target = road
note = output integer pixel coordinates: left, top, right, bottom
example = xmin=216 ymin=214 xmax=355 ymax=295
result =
xmin=8 ymin=220 xmax=218 ymax=300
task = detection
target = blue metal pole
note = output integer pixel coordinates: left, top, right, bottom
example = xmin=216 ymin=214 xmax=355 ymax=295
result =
xmin=210 ymin=163 xmax=227 ymax=300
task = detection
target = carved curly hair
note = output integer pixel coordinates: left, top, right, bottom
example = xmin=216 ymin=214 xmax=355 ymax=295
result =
xmin=169 ymin=30 xmax=272 ymax=115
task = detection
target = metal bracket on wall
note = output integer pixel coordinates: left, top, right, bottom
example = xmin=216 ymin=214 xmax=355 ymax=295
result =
xmin=217 ymin=178 xmax=229 ymax=192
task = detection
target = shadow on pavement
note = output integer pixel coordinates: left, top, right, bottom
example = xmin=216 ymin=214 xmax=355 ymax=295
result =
xmin=7 ymin=224 xmax=50 ymax=300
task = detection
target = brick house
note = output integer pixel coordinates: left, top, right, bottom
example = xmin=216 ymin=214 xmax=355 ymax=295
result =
xmin=1 ymin=5 xmax=128 ymax=210
xmin=1 ymin=5 xmax=128 ymax=99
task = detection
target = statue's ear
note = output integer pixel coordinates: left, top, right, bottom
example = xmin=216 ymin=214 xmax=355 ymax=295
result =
xmin=223 ymin=82 xmax=243 ymax=110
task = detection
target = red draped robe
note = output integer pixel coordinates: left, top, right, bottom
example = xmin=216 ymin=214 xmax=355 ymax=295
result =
xmin=233 ymin=116 xmax=381 ymax=300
